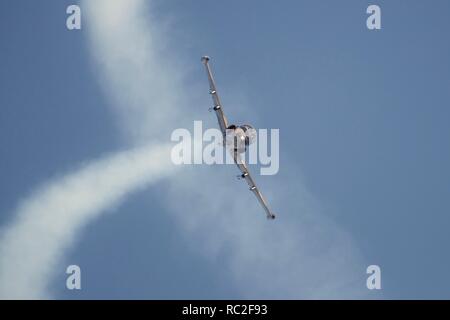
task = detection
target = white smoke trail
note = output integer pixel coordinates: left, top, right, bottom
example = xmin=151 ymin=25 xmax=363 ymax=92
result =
xmin=0 ymin=0 xmax=370 ymax=299
xmin=164 ymin=164 xmax=368 ymax=299
xmin=82 ymin=0 xmax=192 ymax=145
xmin=83 ymin=0 xmax=370 ymax=298
xmin=0 ymin=144 xmax=175 ymax=299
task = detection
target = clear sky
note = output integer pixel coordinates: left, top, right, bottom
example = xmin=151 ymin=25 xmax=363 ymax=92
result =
xmin=1 ymin=0 xmax=450 ymax=299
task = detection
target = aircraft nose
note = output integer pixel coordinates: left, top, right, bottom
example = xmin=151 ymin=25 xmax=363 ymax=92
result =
xmin=201 ymin=56 xmax=210 ymax=63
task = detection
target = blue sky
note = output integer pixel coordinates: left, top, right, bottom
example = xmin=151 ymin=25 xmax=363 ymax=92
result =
xmin=1 ymin=0 xmax=450 ymax=299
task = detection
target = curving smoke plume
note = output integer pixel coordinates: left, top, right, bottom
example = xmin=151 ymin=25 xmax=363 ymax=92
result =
xmin=82 ymin=0 xmax=370 ymax=298
xmin=0 ymin=145 xmax=175 ymax=299
xmin=0 ymin=0 xmax=370 ymax=299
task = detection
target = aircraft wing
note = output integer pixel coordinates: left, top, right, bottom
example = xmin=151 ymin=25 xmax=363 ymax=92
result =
xmin=201 ymin=56 xmax=229 ymax=135
xmin=232 ymin=151 xmax=276 ymax=220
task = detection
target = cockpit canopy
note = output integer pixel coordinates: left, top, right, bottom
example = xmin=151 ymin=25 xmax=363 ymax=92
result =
xmin=225 ymin=124 xmax=257 ymax=152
